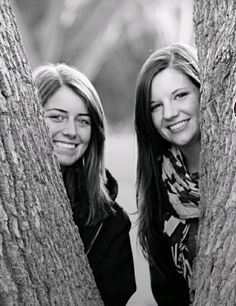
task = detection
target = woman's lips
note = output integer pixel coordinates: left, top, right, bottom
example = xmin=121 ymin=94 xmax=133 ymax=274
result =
xmin=168 ymin=119 xmax=190 ymax=131
xmin=53 ymin=141 xmax=78 ymax=149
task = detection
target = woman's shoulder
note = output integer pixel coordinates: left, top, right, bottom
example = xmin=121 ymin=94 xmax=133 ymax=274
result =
xmin=104 ymin=169 xmax=131 ymax=231
xmin=104 ymin=202 xmax=131 ymax=233
xmin=105 ymin=169 xmax=119 ymax=201
xmin=113 ymin=202 xmax=131 ymax=220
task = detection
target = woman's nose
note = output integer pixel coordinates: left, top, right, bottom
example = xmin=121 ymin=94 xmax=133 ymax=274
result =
xmin=163 ymin=101 xmax=178 ymax=120
xmin=62 ymin=119 xmax=77 ymax=137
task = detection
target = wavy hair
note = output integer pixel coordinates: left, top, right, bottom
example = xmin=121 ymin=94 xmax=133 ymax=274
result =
xmin=134 ymin=43 xmax=200 ymax=257
xmin=33 ymin=63 xmax=112 ymax=225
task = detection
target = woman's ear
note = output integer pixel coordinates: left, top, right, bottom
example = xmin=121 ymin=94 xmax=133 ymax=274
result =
xmin=233 ymin=98 xmax=236 ymax=119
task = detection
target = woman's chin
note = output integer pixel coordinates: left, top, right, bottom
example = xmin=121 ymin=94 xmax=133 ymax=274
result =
xmin=56 ymin=155 xmax=79 ymax=166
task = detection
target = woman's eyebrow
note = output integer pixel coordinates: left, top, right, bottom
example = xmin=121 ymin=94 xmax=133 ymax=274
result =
xmin=45 ymin=108 xmax=67 ymax=113
xmin=77 ymin=113 xmax=90 ymax=117
xmin=150 ymin=99 xmax=161 ymax=104
xmin=172 ymin=87 xmax=188 ymax=95
xmin=45 ymin=108 xmax=90 ymax=117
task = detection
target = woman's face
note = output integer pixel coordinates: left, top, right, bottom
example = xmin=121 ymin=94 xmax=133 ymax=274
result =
xmin=44 ymin=86 xmax=91 ymax=166
xmin=150 ymin=67 xmax=200 ymax=150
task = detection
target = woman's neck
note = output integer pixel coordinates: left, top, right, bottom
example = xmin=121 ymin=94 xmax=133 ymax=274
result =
xmin=179 ymin=140 xmax=201 ymax=174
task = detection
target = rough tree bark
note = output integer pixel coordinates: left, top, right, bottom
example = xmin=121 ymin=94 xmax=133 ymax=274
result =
xmin=193 ymin=0 xmax=236 ymax=305
xmin=0 ymin=1 xmax=103 ymax=305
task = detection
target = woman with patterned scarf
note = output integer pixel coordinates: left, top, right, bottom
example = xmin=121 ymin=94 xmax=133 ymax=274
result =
xmin=134 ymin=43 xmax=200 ymax=306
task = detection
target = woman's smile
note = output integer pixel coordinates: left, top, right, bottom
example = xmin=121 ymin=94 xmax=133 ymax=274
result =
xmin=167 ymin=119 xmax=190 ymax=132
xmin=53 ymin=141 xmax=78 ymax=150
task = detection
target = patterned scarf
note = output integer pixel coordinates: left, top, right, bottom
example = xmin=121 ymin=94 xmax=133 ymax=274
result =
xmin=162 ymin=146 xmax=200 ymax=298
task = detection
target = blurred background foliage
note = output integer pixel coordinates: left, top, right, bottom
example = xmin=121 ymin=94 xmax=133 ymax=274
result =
xmin=12 ymin=0 xmax=194 ymax=132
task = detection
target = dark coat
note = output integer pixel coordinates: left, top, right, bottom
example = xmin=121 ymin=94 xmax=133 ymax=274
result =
xmin=68 ymin=170 xmax=136 ymax=306
xmin=148 ymin=208 xmax=198 ymax=305
xmin=149 ymin=235 xmax=190 ymax=306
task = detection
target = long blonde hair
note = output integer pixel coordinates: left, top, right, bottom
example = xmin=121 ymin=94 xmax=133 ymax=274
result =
xmin=33 ymin=63 xmax=113 ymax=225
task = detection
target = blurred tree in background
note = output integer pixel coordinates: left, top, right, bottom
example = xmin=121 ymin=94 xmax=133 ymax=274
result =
xmin=13 ymin=0 xmax=194 ymax=131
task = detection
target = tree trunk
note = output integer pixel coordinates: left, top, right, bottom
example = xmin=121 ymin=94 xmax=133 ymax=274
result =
xmin=0 ymin=1 xmax=103 ymax=305
xmin=193 ymin=0 xmax=236 ymax=305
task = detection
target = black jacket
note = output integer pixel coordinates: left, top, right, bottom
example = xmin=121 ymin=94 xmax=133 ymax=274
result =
xmin=146 ymin=165 xmax=193 ymax=306
xmin=67 ymin=170 xmax=136 ymax=305
xmin=149 ymin=236 xmax=190 ymax=306
xmin=149 ymin=218 xmax=198 ymax=306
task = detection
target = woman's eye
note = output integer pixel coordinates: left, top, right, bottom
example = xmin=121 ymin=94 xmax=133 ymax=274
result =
xmin=46 ymin=114 xmax=65 ymax=121
xmin=76 ymin=117 xmax=91 ymax=126
xmin=175 ymin=92 xmax=188 ymax=100
xmin=151 ymin=103 xmax=162 ymax=112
